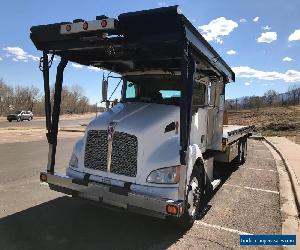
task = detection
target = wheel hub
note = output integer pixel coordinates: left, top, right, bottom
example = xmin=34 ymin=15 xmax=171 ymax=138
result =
xmin=187 ymin=177 xmax=200 ymax=216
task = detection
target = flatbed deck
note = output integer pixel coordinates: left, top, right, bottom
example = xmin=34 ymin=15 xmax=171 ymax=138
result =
xmin=223 ymin=125 xmax=254 ymax=144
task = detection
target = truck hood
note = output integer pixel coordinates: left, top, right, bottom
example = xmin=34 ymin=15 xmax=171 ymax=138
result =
xmin=82 ymin=102 xmax=181 ymax=184
xmin=87 ymin=102 xmax=179 ymax=135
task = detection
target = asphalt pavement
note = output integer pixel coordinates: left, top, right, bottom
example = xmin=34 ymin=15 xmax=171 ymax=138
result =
xmin=0 ymin=117 xmax=93 ymax=128
xmin=0 ymin=138 xmax=282 ymax=250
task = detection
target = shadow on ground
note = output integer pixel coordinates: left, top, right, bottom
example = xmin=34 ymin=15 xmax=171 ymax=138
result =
xmin=0 ymin=197 xmax=185 ymax=250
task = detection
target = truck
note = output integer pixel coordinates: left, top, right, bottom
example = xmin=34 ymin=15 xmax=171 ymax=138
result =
xmin=31 ymin=6 xmax=253 ymax=228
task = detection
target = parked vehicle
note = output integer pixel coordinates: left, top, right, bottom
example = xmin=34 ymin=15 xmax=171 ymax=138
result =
xmin=7 ymin=110 xmax=33 ymax=122
xmin=31 ymin=6 xmax=253 ymax=228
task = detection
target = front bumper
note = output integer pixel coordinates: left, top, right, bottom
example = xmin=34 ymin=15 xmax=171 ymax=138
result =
xmin=40 ymin=172 xmax=184 ymax=219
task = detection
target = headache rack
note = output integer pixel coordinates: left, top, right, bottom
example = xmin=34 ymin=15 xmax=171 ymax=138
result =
xmin=30 ymin=5 xmax=235 ymax=174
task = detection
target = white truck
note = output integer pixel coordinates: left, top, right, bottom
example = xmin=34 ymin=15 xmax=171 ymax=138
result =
xmin=31 ymin=6 xmax=253 ymax=228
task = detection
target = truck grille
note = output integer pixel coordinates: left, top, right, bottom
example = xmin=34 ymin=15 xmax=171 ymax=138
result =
xmin=84 ymin=130 xmax=138 ymax=177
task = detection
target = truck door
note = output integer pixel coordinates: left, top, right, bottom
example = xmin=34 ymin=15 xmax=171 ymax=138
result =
xmin=206 ymin=78 xmax=224 ymax=151
xmin=190 ymin=78 xmax=208 ymax=151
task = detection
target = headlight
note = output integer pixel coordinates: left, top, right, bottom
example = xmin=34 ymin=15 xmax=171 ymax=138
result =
xmin=146 ymin=166 xmax=180 ymax=184
xmin=69 ymin=153 xmax=78 ymax=168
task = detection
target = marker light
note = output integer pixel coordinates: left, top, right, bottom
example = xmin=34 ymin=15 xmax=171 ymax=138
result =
xmin=83 ymin=22 xmax=88 ymax=30
xmin=66 ymin=24 xmax=71 ymax=32
xmin=166 ymin=205 xmax=178 ymax=215
xmin=40 ymin=173 xmax=47 ymax=182
xmin=100 ymin=19 xmax=108 ymax=28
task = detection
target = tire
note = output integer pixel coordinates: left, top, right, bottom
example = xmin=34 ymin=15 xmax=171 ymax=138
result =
xmin=8 ymin=120 xmax=12 ymax=122
xmin=28 ymin=116 xmax=32 ymax=121
xmin=241 ymin=139 xmax=247 ymax=164
xmin=17 ymin=117 xmax=21 ymax=122
xmin=235 ymin=138 xmax=247 ymax=166
xmin=172 ymin=167 xmax=204 ymax=229
xmin=234 ymin=140 xmax=243 ymax=166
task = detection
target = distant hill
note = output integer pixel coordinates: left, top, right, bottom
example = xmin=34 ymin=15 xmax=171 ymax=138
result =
xmin=227 ymin=105 xmax=300 ymax=144
xmin=225 ymin=87 xmax=300 ymax=110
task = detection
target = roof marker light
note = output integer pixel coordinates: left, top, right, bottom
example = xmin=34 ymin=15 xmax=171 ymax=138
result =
xmin=66 ymin=24 xmax=71 ymax=32
xmin=100 ymin=19 xmax=108 ymax=28
xmin=83 ymin=21 xmax=88 ymax=30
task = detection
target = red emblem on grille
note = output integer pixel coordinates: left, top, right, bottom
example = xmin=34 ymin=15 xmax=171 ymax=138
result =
xmin=107 ymin=122 xmax=116 ymax=141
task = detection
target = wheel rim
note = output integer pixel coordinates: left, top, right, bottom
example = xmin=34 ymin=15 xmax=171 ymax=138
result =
xmin=187 ymin=177 xmax=200 ymax=217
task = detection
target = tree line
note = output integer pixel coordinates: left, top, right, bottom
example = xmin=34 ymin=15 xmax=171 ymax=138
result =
xmin=0 ymin=78 xmax=96 ymax=116
xmin=226 ymin=85 xmax=300 ymax=111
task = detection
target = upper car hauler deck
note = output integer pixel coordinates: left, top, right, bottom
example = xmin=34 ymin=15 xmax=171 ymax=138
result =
xmin=31 ymin=6 xmax=253 ymax=227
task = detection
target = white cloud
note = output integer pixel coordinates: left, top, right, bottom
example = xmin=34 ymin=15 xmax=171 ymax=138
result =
xmin=157 ymin=2 xmax=167 ymax=7
xmin=282 ymin=57 xmax=293 ymax=62
xmin=262 ymin=25 xmax=271 ymax=31
xmin=0 ymin=57 xmax=3 ymax=61
xmin=70 ymin=63 xmax=102 ymax=72
xmin=233 ymin=66 xmax=300 ymax=82
xmin=226 ymin=49 xmax=237 ymax=55
xmin=198 ymin=17 xmax=238 ymax=44
xmin=253 ymin=16 xmax=259 ymax=22
xmin=71 ymin=63 xmax=83 ymax=69
xmin=244 ymin=82 xmax=251 ymax=86
xmin=257 ymin=32 xmax=277 ymax=43
xmin=87 ymin=66 xmax=101 ymax=72
xmin=239 ymin=18 xmax=247 ymax=23
xmin=3 ymin=47 xmax=39 ymax=62
xmin=288 ymin=29 xmax=300 ymax=41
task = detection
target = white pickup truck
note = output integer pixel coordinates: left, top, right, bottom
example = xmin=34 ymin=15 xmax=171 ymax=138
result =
xmin=31 ymin=6 xmax=253 ymax=228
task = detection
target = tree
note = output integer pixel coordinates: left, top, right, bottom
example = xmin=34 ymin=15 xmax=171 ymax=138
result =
xmin=264 ymin=89 xmax=278 ymax=106
xmin=248 ymin=96 xmax=261 ymax=110
xmin=0 ymin=79 xmax=13 ymax=115
xmin=288 ymin=85 xmax=300 ymax=105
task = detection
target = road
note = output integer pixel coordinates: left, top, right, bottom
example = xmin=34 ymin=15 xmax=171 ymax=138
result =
xmin=0 ymin=117 xmax=93 ymax=128
xmin=0 ymin=138 xmax=282 ymax=250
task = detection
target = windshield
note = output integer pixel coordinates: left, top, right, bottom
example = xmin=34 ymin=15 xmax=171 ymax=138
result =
xmin=11 ymin=110 xmax=22 ymax=114
xmin=122 ymin=74 xmax=181 ymax=106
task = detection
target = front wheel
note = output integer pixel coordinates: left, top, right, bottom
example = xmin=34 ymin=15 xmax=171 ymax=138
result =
xmin=173 ymin=168 xmax=203 ymax=229
xmin=28 ymin=116 xmax=32 ymax=121
xmin=17 ymin=117 xmax=21 ymax=122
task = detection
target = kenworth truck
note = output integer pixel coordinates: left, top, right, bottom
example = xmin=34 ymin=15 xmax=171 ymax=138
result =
xmin=31 ymin=6 xmax=253 ymax=227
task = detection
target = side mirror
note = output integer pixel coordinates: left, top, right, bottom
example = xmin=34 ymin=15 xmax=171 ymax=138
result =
xmin=102 ymin=79 xmax=108 ymax=101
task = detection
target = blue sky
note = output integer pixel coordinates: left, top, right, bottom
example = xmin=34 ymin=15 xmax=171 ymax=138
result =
xmin=0 ymin=0 xmax=300 ymax=103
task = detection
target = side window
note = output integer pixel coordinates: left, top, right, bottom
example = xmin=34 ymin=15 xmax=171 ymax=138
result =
xmin=125 ymin=81 xmax=137 ymax=98
xmin=208 ymin=81 xmax=218 ymax=107
xmin=192 ymin=82 xmax=206 ymax=113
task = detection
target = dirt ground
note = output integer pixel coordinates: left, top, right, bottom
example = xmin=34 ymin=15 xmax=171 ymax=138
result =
xmin=227 ymin=105 xmax=300 ymax=144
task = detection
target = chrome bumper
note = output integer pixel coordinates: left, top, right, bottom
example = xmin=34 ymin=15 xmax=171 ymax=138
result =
xmin=40 ymin=172 xmax=184 ymax=219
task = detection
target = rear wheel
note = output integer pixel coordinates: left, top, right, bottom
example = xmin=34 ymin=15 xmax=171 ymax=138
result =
xmin=241 ymin=139 xmax=247 ymax=164
xmin=235 ymin=138 xmax=247 ymax=165
xmin=17 ymin=117 xmax=21 ymax=122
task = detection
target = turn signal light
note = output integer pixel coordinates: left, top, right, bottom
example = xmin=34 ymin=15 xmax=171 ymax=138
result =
xmin=40 ymin=173 xmax=47 ymax=182
xmin=166 ymin=205 xmax=178 ymax=215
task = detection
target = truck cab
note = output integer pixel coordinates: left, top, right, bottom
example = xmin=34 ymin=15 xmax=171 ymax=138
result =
xmin=31 ymin=6 xmax=253 ymax=228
